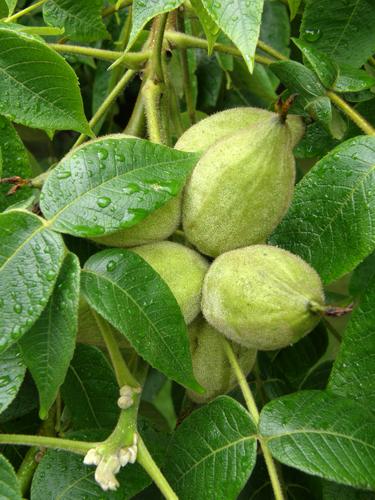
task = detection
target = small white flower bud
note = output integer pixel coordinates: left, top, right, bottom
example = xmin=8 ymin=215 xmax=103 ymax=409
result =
xmin=95 ymin=454 xmax=121 ymax=491
xmin=118 ymin=448 xmax=130 ymax=467
xmin=83 ymin=448 xmax=101 ymax=466
xmin=117 ymin=395 xmax=133 ymax=409
xmin=127 ymin=445 xmax=137 ymax=464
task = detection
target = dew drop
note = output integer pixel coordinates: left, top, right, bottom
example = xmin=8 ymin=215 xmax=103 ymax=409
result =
xmin=303 ymin=28 xmax=321 ymax=42
xmin=13 ymin=303 xmax=22 ymax=314
xmin=46 ymin=270 xmax=56 ymax=281
xmin=97 ymin=148 xmax=109 ymax=160
xmin=97 ymin=196 xmax=111 ymax=208
xmin=57 ymin=171 xmax=71 ymax=179
xmin=106 ymin=260 xmax=117 ymax=272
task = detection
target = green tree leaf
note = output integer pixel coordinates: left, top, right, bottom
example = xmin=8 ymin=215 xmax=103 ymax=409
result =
xmin=0 ymin=454 xmax=22 ymax=500
xmin=61 ymin=344 xmax=119 ymax=430
xmin=164 ymin=396 xmax=257 ymax=500
xmin=19 ymin=252 xmax=80 ymax=420
xmin=0 ymin=28 xmax=91 ymax=134
xmin=349 ymin=251 xmax=375 ymax=298
xmin=81 ymin=249 xmax=201 ymax=393
xmin=0 ymin=210 xmax=65 ymax=352
xmin=5 ymin=0 xmax=16 ymax=15
xmin=201 ymin=0 xmax=264 ymax=73
xmin=270 ymin=60 xmax=325 ymax=105
xmin=293 ymin=38 xmax=338 ymax=88
xmin=260 ymin=390 xmax=375 ymax=490
xmin=0 ymin=115 xmax=32 ymax=212
xmin=40 ymin=136 xmax=199 ymax=238
xmin=258 ymin=324 xmax=328 ymax=399
xmin=0 ymin=345 xmax=26 ymax=416
xmin=287 ymin=0 xmax=301 ymax=20
xmin=300 ymin=0 xmax=375 ymax=67
xmin=127 ymin=0 xmax=184 ymax=50
xmin=191 ymin=0 xmax=219 ymax=55
xmin=43 ymin=0 xmax=108 ymax=42
xmin=328 ymin=272 xmax=375 ymax=409
xmin=323 ymin=480 xmax=375 ymax=500
xmin=270 ymin=136 xmax=375 ymax=284
xmin=260 ymin=0 xmax=290 ymax=58
xmin=334 ymin=65 xmax=375 ymax=93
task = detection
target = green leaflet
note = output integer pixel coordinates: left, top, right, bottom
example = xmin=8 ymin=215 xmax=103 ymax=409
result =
xmin=19 ymin=253 xmax=80 ymax=419
xmin=127 ymin=0 xmax=184 ymax=50
xmin=0 ymin=454 xmax=22 ymax=500
xmin=201 ymin=0 xmax=264 ymax=73
xmin=0 ymin=210 xmax=65 ymax=352
xmin=260 ymin=391 xmax=375 ymax=490
xmin=0 ymin=28 xmax=91 ymax=134
xmin=43 ymin=0 xmax=108 ymax=42
xmin=270 ymin=136 xmax=375 ymax=284
xmin=0 ymin=344 xmax=26 ymax=416
xmin=164 ymin=396 xmax=257 ymax=500
xmin=40 ymin=136 xmax=199 ymax=238
xmin=81 ymin=249 xmax=202 ymax=393
xmin=329 ymin=272 xmax=375 ymax=409
xmin=300 ymin=0 xmax=375 ymax=68
xmin=61 ymin=344 xmax=120 ymax=430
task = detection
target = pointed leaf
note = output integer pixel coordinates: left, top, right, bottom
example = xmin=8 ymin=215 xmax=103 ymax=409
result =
xmin=0 ymin=344 xmax=26 ymax=415
xmin=334 ymin=65 xmax=375 ymax=93
xmin=300 ymin=0 xmax=375 ymax=67
xmin=40 ymin=136 xmax=199 ymax=237
xmin=0 ymin=116 xmax=32 ymax=212
xmin=293 ymin=38 xmax=338 ymax=88
xmin=81 ymin=249 xmax=201 ymax=392
xmin=164 ymin=396 xmax=257 ymax=500
xmin=270 ymin=136 xmax=375 ymax=284
xmin=127 ymin=0 xmax=184 ymax=50
xmin=43 ymin=0 xmax=108 ymax=42
xmin=19 ymin=253 xmax=80 ymax=420
xmin=201 ymin=0 xmax=264 ymax=73
xmin=0 ymin=454 xmax=22 ymax=500
xmin=0 ymin=28 xmax=91 ymax=134
xmin=328 ymin=272 xmax=375 ymax=408
xmin=287 ymin=0 xmax=301 ymax=20
xmin=0 ymin=210 xmax=65 ymax=352
xmin=61 ymin=344 xmax=119 ymax=430
xmin=260 ymin=390 xmax=375 ymax=490
xmin=191 ymin=0 xmax=219 ymax=55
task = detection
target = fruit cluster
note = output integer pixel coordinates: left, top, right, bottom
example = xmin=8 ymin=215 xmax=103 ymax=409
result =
xmin=80 ymin=107 xmax=325 ymax=403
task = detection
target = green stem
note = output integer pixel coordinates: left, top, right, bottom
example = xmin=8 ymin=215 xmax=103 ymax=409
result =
xmin=4 ymin=0 xmax=47 ymax=22
xmin=143 ymin=79 xmax=164 ymax=144
xmin=124 ymin=88 xmax=145 ymax=137
xmin=177 ymin=13 xmax=196 ymax=125
xmin=49 ymin=44 xmax=150 ymax=66
xmin=99 ymin=405 xmax=138 ymax=455
xmin=22 ymin=26 xmax=64 ymax=36
xmin=151 ymin=14 xmax=168 ymax=83
xmin=73 ymin=69 xmax=136 ymax=148
xmin=322 ymin=317 xmax=342 ymax=343
xmin=93 ymin=311 xmax=139 ymax=388
xmin=0 ymin=434 xmax=93 ymax=455
xmin=222 ymin=337 xmax=285 ymax=500
xmin=165 ymin=31 xmax=274 ymax=65
xmin=17 ymin=448 xmax=39 ymax=496
xmin=257 ymin=39 xmax=288 ymax=61
xmin=137 ymin=437 xmax=178 ymax=500
xmin=102 ymin=0 xmax=132 ymax=18
xmin=326 ymin=90 xmax=375 ymax=136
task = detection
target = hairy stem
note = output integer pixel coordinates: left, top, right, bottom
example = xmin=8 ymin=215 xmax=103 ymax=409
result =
xmin=222 ymin=337 xmax=285 ymax=500
xmin=137 ymin=437 xmax=178 ymax=500
xmin=49 ymin=44 xmax=150 ymax=66
xmin=73 ymin=69 xmax=136 ymax=148
xmin=326 ymin=91 xmax=375 ymax=136
xmin=165 ymin=31 xmax=274 ymax=65
xmin=102 ymin=0 xmax=132 ymax=18
xmin=93 ymin=311 xmax=139 ymax=388
xmin=4 ymin=0 xmax=47 ymax=22
xmin=124 ymin=87 xmax=145 ymax=137
xmin=0 ymin=434 xmax=93 ymax=455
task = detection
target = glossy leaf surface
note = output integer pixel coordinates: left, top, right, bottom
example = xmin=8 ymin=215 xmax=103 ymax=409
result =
xmin=40 ymin=136 xmax=198 ymax=237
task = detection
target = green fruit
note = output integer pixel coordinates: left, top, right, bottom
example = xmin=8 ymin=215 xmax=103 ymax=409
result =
xmin=175 ymin=107 xmax=304 ymax=153
xmin=77 ymin=297 xmax=129 ymax=348
xmin=187 ymin=316 xmax=257 ymax=403
xmin=182 ymin=115 xmax=296 ymax=256
xmin=132 ymin=241 xmax=209 ymax=324
xmin=93 ymin=195 xmax=181 ymax=248
xmin=202 ymin=245 xmax=324 ymax=351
